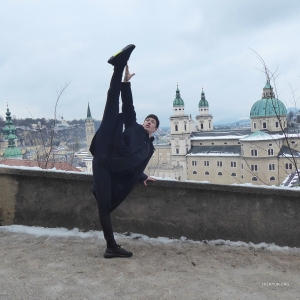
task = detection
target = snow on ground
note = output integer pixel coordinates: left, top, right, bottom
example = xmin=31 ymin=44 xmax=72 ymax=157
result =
xmin=1 ymin=225 xmax=299 ymax=253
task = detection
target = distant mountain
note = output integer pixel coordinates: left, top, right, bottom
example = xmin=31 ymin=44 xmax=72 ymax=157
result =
xmin=214 ymin=117 xmax=250 ymax=126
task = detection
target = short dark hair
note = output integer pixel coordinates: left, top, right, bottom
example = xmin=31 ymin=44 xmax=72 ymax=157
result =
xmin=145 ymin=114 xmax=160 ymax=128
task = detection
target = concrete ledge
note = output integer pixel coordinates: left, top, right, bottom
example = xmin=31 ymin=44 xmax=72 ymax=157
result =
xmin=0 ymin=166 xmax=300 ymax=247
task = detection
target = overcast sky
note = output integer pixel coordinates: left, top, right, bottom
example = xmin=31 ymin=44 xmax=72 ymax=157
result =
xmin=1 ymin=0 xmax=300 ymax=126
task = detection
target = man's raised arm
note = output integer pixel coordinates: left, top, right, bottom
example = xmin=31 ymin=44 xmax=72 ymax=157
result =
xmin=121 ymin=66 xmax=136 ymax=128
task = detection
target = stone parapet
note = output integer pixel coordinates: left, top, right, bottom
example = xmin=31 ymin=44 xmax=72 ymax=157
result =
xmin=0 ymin=166 xmax=300 ymax=247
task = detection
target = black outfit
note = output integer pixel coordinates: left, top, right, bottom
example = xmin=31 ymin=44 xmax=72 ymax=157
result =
xmin=90 ymin=65 xmax=155 ymax=248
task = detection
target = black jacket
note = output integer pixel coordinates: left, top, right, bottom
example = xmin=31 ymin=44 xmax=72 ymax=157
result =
xmin=90 ymin=82 xmax=155 ymax=182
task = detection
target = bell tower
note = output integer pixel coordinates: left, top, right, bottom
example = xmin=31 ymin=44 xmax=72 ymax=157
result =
xmin=169 ymin=84 xmax=190 ymax=180
xmin=85 ymin=103 xmax=95 ymax=153
xmin=195 ymin=88 xmax=213 ymax=131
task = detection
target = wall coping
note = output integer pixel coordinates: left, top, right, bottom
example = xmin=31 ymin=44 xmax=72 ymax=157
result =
xmin=1 ymin=165 xmax=300 ymax=198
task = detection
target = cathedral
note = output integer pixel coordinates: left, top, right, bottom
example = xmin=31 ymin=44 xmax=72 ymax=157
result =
xmin=147 ymin=81 xmax=300 ymax=186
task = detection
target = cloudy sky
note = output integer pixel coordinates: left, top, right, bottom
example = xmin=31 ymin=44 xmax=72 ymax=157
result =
xmin=1 ymin=0 xmax=300 ymax=126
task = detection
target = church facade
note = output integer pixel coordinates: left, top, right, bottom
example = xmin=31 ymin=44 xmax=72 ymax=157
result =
xmin=147 ymin=81 xmax=300 ymax=186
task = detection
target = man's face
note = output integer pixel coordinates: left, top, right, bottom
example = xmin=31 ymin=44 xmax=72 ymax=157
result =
xmin=142 ymin=118 xmax=157 ymax=136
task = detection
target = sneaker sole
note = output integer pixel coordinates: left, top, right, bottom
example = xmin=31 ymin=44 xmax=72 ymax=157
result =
xmin=103 ymin=252 xmax=133 ymax=259
xmin=108 ymin=44 xmax=135 ymax=65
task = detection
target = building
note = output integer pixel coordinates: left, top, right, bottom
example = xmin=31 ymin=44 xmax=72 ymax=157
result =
xmin=146 ymin=81 xmax=300 ymax=186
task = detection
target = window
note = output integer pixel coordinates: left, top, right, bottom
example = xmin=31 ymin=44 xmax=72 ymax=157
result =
xmin=251 ymin=165 xmax=258 ymax=171
xmin=269 ymin=164 xmax=275 ymax=170
xmin=263 ymin=122 xmax=267 ymax=129
xmin=241 ymin=163 xmax=244 ymax=169
xmin=285 ymin=163 xmax=292 ymax=170
xmin=270 ymin=176 xmax=275 ymax=181
xmin=231 ymin=162 xmax=237 ymax=168
xmin=199 ymin=143 xmax=202 ymax=145
xmin=269 ymin=143 xmax=272 ymax=146
xmin=251 ymin=149 xmax=258 ymax=156
xmin=192 ymin=161 xmax=197 ymax=166
xmin=186 ymin=148 xmax=188 ymax=153
xmin=252 ymin=177 xmax=258 ymax=181
xmin=176 ymin=149 xmax=179 ymax=154
xmin=218 ymin=172 xmax=222 ymax=176
xmin=275 ymin=121 xmax=279 ymax=128
xmin=224 ymin=142 xmax=227 ymax=145
xmin=231 ymin=173 xmax=236 ymax=177
xmin=204 ymin=161 xmax=210 ymax=167
xmin=211 ymin=143 xmax=214 ymax=145
xmin=201 ymin=124 xmax=203 ymax=129
xmin=268 ymin=149 xmax=274 ymax=156
xmin=241 ymin=175 xmax=244 ymax=179
xmin=253 ymin=123 xmax=256 ymax=129
xmin=175 ymin=125 xmax=178 ymax=131
xmin=205 ymin=171 xmax=209 ymax=175
xmin=184 ymin=125 xmax=187 ymax=131
xmin=217 ymin=161 xmax=222 ymax=167
xmin=209 ymin=123 xmax=211 ymax=129
xmin=291 ymin=141 xmax=296 ymax=144
xmin=193 ymin=171 xmax=197 ymax=174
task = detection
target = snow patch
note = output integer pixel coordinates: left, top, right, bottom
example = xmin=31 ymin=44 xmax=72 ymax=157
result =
xmin=1 ymin=225 xmax=299 ymax=252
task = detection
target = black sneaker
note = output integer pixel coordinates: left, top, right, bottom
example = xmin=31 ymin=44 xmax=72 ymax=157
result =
xmin=103 ymin=244 xmax=133 ymax=258
xmin=107 ymin=44 xmax=135 ymax=67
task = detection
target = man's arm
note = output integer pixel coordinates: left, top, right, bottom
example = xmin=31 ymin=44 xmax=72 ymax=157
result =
xmin=139 ymin=172 xmax=156 ymax=186
xmin=121 ymin=66 xmax=136 ymax=128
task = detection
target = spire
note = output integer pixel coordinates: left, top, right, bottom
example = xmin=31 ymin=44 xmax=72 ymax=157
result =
xmin=198 ymin=87 xmax=209 ymax=107
xmin=176 ymin=84 xmax=181 ymax=98
xmin=173 ymin=84 xmax=184 ymax=107
xmin=87 ymin=102 xmax=92 ymax=118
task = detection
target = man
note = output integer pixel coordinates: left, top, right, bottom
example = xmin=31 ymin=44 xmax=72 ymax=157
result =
xmin=90 ymin=44 xmax=159 ymax=258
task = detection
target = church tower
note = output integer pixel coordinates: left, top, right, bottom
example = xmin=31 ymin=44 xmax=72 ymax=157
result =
xmin=169 ymin=85 xmax=190 ymax=180
xmin=3 ymin=104 xmax=22 ymax=159
xmin=85 ymin=103 xmax=95 ymax=153
xmin=195 ymin=88 xmax=213 ymax=131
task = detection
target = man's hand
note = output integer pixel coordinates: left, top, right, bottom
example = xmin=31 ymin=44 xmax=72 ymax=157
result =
xmin=143 ymin=176 xmax=156 ymax=186
xmin=123 ymin=65 xmax=135 ymax=82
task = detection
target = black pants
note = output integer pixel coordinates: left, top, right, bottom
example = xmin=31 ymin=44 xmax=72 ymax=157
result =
xmin=92 ymin=66 xmax=127 ymax=249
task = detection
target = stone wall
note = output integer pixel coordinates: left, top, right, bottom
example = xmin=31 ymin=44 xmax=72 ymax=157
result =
xmin=0 ymin=166 xmax=300 ymax=247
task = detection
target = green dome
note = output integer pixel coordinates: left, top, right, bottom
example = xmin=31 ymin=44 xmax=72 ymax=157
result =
xmin=250 ymin=98 xmax=287 ymax=118
xmin=250 ymin=81 xmax=286 ymax=118
xmin=173 ymin=86 xmax=185 ymax=107
xmin=198 ymin=88 xmax=209 ymax=107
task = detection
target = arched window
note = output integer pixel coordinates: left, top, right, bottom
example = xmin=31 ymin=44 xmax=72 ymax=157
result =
xmin=175 ymin=125 xmax=178 ymax=131
xmin=193 ymin=171 xmax=197 ymax=174
xmin=270 ymin=176 xmax=275 ymax=181
xmin=252 ymin=177 xmax=258 ymax=181
xmin=205 ymin=171 xmax=209 ymax=175
xmin=231 ymin=173 xmax=236 ymax=177
xmin=218 ymin=172 xmax=222 ymax=176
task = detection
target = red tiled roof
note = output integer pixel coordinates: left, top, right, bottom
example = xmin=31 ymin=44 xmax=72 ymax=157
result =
xmin=0 ymin=159 xmax=81 ymax=172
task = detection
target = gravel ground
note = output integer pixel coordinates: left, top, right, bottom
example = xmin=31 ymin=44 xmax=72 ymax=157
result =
xmin=0 ymin=229 xmax=300 ymax=300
